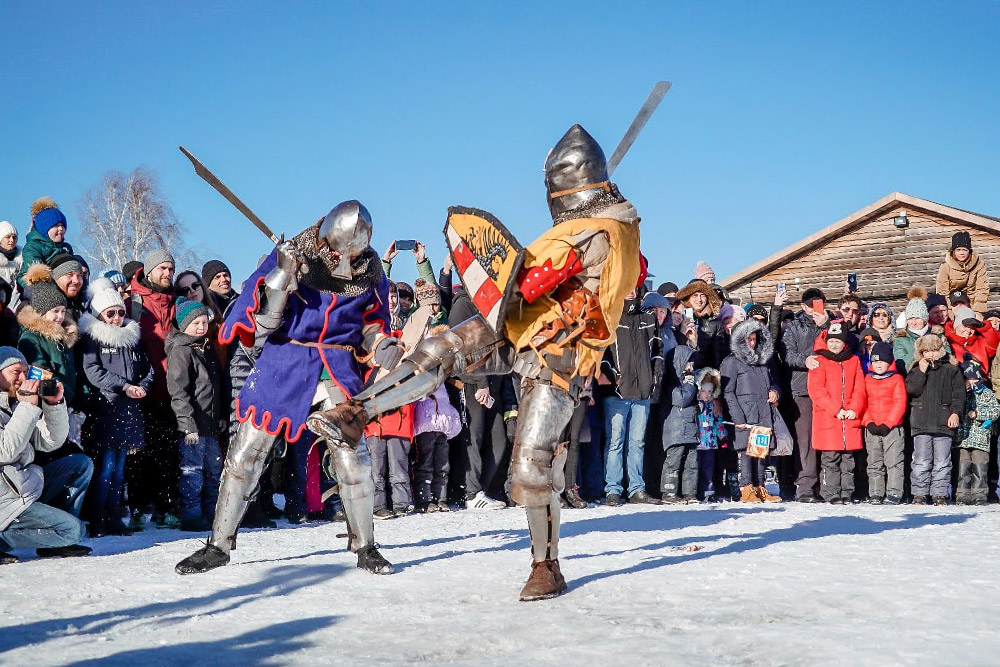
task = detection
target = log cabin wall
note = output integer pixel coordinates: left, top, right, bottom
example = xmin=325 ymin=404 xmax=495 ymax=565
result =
xmin=724 ymin=204 xmax=1000 ymax=312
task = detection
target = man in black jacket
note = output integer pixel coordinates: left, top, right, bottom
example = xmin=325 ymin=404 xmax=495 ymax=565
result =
xmin=599 ymin=289 xmax=663 ymax=506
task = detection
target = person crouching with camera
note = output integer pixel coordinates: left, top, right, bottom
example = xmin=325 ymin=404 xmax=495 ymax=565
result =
xmin=0 ymin=347 xmax=92 ymax=564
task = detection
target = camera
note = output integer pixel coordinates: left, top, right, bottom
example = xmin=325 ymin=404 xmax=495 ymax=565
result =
xmin=39 ymin=379 xmax=59 ymax=397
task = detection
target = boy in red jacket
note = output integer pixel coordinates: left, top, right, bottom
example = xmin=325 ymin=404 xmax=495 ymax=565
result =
xmin=862 ymin=342 xmax=908 ymax=504
xmin=808 ymin=323 xmax=867 ymax=504
xmin=944 ymin=305 xmax=1000 ymax=372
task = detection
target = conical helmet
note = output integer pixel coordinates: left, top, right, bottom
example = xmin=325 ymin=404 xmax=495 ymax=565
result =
xmin=317 ymin=200 xmax=373 ymax=279
xmin=543 ymin=124 xmax=610 ymax=219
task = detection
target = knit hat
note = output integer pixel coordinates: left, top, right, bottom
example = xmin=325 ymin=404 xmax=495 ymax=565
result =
xmin=0 ymin=220 xmax=16 ymax=240
xmin=904 ymin=298 xmax=929 ymax=322
xmin=954 ymin=305 xmax=978 ymax=327
xmin=143 ymin=248 xmax=175 ymax=276
xmin=414 ymin=278 xmax=440 ymax=307
xmin=869 ymin=302 xmax=894 ymax=323
xmin=718 ymin=303 xmax=746 ymax=324
xmin=826 ymin=321 xmax=851 ymax=344
xmin=961 ymin=354 xmax=985 ymax=384
xmin=122 ymin=261 xmax=143 ymax=280
xmin=656 ymin=282 xmax=679 ymax=297
xmin=641 ymin=292 xmax=675 ymax=310
xmin=30 ymin=280 xmax=67 ymax=315
xmin=951 ymin=231 xmax=972 ymax=252
xmin=694 ymin=260 xmax=715 ymax=283
xmin=859 ymin=328 xmax=881 ymax=344
xmin=176 ymin=297 xmax=209 ymax=332
xmin=49 ymin=253 xmax=82 ymax=282
xmin=88 ymin=277 xmax=126 ymax=316
xmin=201 ymin=259 xmax=231 ymax=289
xmin=31 ymin=196 xmax=67 ymax=236
xmin=870 ymin=342 xmax=894 ymax=365
xmin=925 ymin=292 xmax=947 ymax=310
xmin=983 ymin=309 xmax=1000 ymax=321
xmin=103 ymin=270 xmax=126 ymax=286
xmin=746 ymin=304 xmax=769 ymax=321
xmin=0 ymin=347 xmax=27 ymax=373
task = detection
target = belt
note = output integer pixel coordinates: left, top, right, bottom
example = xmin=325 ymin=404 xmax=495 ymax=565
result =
xmin=277 ymin=336 xmax=375 ymax=364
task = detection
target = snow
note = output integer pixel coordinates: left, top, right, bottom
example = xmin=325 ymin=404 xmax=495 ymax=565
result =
xmin=2 ymin=502 xmax=1000 ymax=666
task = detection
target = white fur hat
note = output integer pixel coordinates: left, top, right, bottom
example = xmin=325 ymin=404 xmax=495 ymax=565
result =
xmin=0 ymin=221 xmax=17 ymax=240
xmin=88 ymin=277 xmax=126 ymax=316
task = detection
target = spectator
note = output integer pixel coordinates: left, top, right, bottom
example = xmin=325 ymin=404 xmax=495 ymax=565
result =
xmin=412 ymin=329 xmax=462 ymax=513
xmin=129 ymin=248 xmax=179 ymax=529
xmin=808 ymin=323 xmax=866 ymax=504
xmin=676 ymin=279 xmax=725 ymax=371
xmin=694 ymin=368 xmax=726 ymax=501
xmin=868 ymin=303 xmax=895 ymax=343
xmin=600 ymin=288 xmax=663 ymax=506
xmin=721 ymin=319 xmax=782 ymax=503
xmin=779 ymin=287 xmax=829 ymax=502
xmin=382 ymin=241 xmax=439 ymax=328
xmin=103 ymin=270 xmax=128 ymax=298
xmin=201 ymin=260 xmax=240 ymax=316
xmin=560 ymin=390 xmax=590 ymax=509
xmin=0 ymin=278 xmax=19 ymax=346
xmin=79 ymin=279 xmax=154 ymax=536
xmin=166 ymin=298 xmax=224 ymax=532
xmin=936 ymin=231 xmax=989 ymax=314
xmin=17 ymin=197 xmax=74 ymax=290
xmin=642 ymin=291 xmax=678 ymax=357
xmin=0 ymin=221 xmax=22 ymax=312
xmin=906 ymin=334 xmax=964 ymax=505
xmin=894 ymin=295 xmax=937 ymax=374
xmin=862 ymin=342 xmax=907 ymax=505
xmin=0 ymin=347 xmax=91 ymax=563
xmin=694 ymin=260 xmax=731 ymax=304
xmin=366 ymin=406 xmax=414 ymax=519
xmin=17 ymin=269 xmax=79 ymax=407
xmin=837 ymin=294 xmax=862 ymax=332
xmin=926 ymin=293 xmax=949 ymax=327
xmin=175 ymin=270 xmax=227 ymax=369
xmin=44 ymin=253 xmax=86 ymax=321
xmin=944 ymin=305 xmax=1000 ymax=372
xmin=660 ymin=343 xmax=698 ymax=503
xmin=954 ymin=357 xmax=999 ymax=505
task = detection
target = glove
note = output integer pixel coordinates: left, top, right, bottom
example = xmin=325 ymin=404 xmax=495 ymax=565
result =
xmin=878 ymin=424 xmax=891 ymax=437
xmin=266 ymin=241 xmax=308 ymax=291
xmin=218 ymin=418 xmax=229 ymax=435
xmin=505 ymin=417 xmax=517 ymax=445
xmin=374 ymin=337 xmax=404 ymax=370
xmin=866 ymin=423 xmax=879 ymax=436
xmin=184 ymin=432 xmax=200 ymax=445
xmin=964 ymin=318 xmax=985 ymax=329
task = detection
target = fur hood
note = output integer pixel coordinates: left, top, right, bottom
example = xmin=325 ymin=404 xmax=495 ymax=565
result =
xmin=676 ymin=279 xmax=722 ymax=318
xmin=695 ymin=367 xmax=722 ymax=398
xmin=79 ymin=312 xmax=140 ymax=349
xmin=729 ymin=318 xmax=774 ymax=366
xmin=910 ymin=332 xmax=958 ymax=370
xmin=17 ymin=305 xmax=78 ymax=347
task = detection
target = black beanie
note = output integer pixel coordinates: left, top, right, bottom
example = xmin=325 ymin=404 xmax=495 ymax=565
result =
xmin=952 ymin=231 xmax=972 ymax=252
xmin=656 ymin=282 xmax=679 ymax=296
xmin=201 ymin=260 xmax=231 ymax=289
xmin=122 ymin=261 xmax=143 ymax=280
xmin=870 ymin=341 xmax=894 ymax=364
xmin=925 ymin=292 xmax=947 ymax=310
xmin=801 ymin=287 xmax=826 ymax=305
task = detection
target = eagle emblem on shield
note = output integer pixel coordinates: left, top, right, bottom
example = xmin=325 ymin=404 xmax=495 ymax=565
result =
xmin=444 ymin=206 xmax=525 ymax=335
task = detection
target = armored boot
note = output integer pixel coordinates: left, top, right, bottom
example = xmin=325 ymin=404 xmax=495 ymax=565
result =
xmin=519 ymin=559 xmax=567 ymax=602
xmin=521 ymin=491 xmax=566 ymax=601
xmin=357 ymin=544 xmax=394 ymax=574
xmin=175 ymin=542 xmax=230 ymax=575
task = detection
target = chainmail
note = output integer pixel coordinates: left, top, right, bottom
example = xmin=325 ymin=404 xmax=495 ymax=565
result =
xmin=552 ymin=183 xmax=626 ymax=225
xmin=291 ymin=225 xmax=382 ymax=297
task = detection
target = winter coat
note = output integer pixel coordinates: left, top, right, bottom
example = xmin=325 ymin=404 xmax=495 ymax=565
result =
xmin=364 ymin=405 xmax=414 ymax=441
xmin=16 ymin=230 xmax=73 ymax=290
xmin=129 ymin=271 xmax=177 ymax=402
xmin=413 ymin=383 xmax=462 ymax=439
xmin=692 ymin=314 xmax=728 ymax=371
xmin=165 ymin=329 xmax=224 ymax=437
xmin=16 ymin=306 xmax=79 ymax=406
xmin=944 ymin=320 xmax=1000 ymax=372
xmin=955 ymin=385 xmax=1000 ymax=451
xmin=720 ymin=319 xmax=781 ymax=450
xmin=600 ymin=296 xmax=663 ymax=401
xmin=905 ymin=358 xmax=965 ymax=437
xmin=662 ymin=344 xmax=698 ymax=445
xmin=808 ymin=348 xmax=866 ymax=451
xmin=80 ymin=314 xmax=154 ymax=450
xmin=0 ymin=392 xmax=69 ymax=530
xmin=862 ymin=372 xmax=907 ymax=428
xmin=696 ymin=368 xmax=726 ymax=451
xmin=893 ymin=325 xmax=948 ymax=375
xmin=936 ymin=250 xmax=990 ymax=314
xmin=779 ymin=310 xmax=827 ymax=397
xmin=0 ymin=247 xmax=23 ymax=312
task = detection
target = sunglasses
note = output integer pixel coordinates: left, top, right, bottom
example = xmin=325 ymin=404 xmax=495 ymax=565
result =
xmin=181 ymin=282 xmax=202 ymax=294
xmin=104 ymin=309 xmax=126 ymax=318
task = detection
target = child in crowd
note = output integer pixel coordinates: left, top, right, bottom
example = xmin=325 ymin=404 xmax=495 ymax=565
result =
xmin=0 ymin=221 xmax=22 ymax=312
xmin=661 ymin=344 xmax=699 ymax=503
xmin=862 ymin=342 xmax=907 ymax=504
xmin=17 ymin=198 xmax=75 ymax=289
xmin=954 ymin=356 xmax=999 ymax=505
xmin=936 ymin=231 xmax=989 ymax=314
xmin=18 ymin=267 xmax=78 ymax=406
xmin=858 ymin=328 xmax=880 ymax=374
xmin=80 ymin=279 xmax=154 ymax=536
xmin=906 ymin=334 xmax=965 ymax=505
xmin=694 ymin=367 xmax=725 ymax=502
xmin=808 ymin=323 xmax=866 ymax=504
xmin=366 ymin=406 xmax=414 ymax=519
xmin=165 ymin=297 xmax=224 ymax=531
xmin=944 ymin=305 xmax=999 ymax=372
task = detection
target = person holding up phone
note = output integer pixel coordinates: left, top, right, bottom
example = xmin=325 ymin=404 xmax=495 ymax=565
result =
xmin=381 ymin=239 xmax=442 ymax=329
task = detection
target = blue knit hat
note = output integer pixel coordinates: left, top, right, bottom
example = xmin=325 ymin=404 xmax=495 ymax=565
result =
xmin=175 ymin=297 xmax=209 ymax=332
xmin=33 ymin=207 xmax=67 ymax=236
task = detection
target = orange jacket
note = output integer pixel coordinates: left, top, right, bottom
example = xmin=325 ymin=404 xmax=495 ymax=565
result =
xmin=808 ymin=353 xmax=867 ymax=451
xmin=862 ymin=372 xmax=907 ymax=428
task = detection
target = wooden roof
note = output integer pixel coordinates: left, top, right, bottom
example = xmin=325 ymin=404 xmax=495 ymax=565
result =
xmin=721 ymin=192 xmax=1000 ymax=290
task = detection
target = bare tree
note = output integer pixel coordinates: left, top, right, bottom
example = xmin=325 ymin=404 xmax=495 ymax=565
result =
xmin=78 ymin=167 xmax=202 ymax=274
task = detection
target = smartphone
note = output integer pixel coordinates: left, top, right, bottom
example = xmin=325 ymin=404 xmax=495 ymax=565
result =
xmin=847 ymin=273 xmax=858 ymax=292
xmin=776 ymin=282 xmax=786 ymax=295
xmin=395 ymin=239 xmax=417 ymax=251
xmin=684 ymin=307 xmax=694 ymax=320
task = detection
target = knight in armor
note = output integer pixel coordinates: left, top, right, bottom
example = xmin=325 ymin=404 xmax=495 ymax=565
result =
xmin=175 ymin=200 xmax=401 ymax=575
xmin=309 ymin=125 xmax=644 ymax=600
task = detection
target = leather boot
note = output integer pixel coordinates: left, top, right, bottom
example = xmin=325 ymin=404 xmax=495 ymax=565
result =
xmin=754 ymin=485 xmax=782 ymax=503
xmin=519 ymin=559 xmax=567 ymax=601
xmin=740 ymin=485 xmax=762 ymax=503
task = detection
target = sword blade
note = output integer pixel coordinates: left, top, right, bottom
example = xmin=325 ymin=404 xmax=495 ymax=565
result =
xmin=607 ymin=81 xmax=672 ymax=176
xmin=178 ymin=146 xmax=281 ymax=244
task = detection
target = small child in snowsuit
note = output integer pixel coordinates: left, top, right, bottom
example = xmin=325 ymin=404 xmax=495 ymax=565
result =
xmin=906 ymin=333 xmax=965 ymax=505
xmin=954 ymin=355 xmax=1000 ymax=505
xmin=661 ymin=345 xmax=699 ymax=503
xmin=413 ymin=376 xmax=461 ymax=512
xmin=862 ymin=342 xmax=907 ymax=504
xmin=694 ymin=368 xmax=726 ymax=501
xmin=16 ymin=198 xmax=75 ymax=290
xmin=165 ymin=298 xmax=225 ymax=531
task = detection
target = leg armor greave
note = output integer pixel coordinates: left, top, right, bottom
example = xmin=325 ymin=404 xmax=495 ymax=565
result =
xmin=526 ymin=492 xmax=562 ymax=561
xmin=509 ymin=381 xmax=576 ymax=507
xmin=323 ymin=438 xmax=377 ymax=553
xmin=209 ymin=423 xmax=279 ymax=552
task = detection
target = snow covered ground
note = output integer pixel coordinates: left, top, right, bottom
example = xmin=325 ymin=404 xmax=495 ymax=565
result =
xmin=2 ymin=502 xmax=999 ymax=666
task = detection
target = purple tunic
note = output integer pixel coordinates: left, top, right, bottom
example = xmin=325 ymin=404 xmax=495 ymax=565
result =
xmin=221 ymin=250 xmax=390 ymax=443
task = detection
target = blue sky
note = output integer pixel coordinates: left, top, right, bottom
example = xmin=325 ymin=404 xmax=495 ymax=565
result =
xmin=1 ymin=1 xmax=998 ymax=287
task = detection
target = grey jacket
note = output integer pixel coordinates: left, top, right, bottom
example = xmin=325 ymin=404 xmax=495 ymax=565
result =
xmin=721 ymin=319 xmax=781 ymax=450
xmin=662 ymin=344 xmax=698 ymax=445
xmin=778 ymin=310 xmax=827 ymax=397
xmin=0 ymin=393 xmax=69 ymax=530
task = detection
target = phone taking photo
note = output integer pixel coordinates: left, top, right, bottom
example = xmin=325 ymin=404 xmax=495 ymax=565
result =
xmin=395 ymin=239 xmax=417 ymax=252
xmin=847 ymin=273 xmax=858 ymax=292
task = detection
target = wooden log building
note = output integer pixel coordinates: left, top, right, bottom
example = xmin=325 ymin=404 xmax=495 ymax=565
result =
xmin=721 ymin=192 xmax=1000 ymax=312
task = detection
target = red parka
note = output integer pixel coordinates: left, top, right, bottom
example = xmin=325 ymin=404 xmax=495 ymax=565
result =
xmin=129 ymin=271 xmax=177 ymax=402
xmin=808 ymin=352 xmax=867 ymax=451
xmin=862 ymin=372 xmax=907 ymax=428
xmin=944 ymin=320 xmax=1000 ymax=372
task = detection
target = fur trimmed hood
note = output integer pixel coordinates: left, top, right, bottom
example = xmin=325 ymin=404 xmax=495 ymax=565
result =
xmin=695 ymin=367 xmax=722 ymax=398
xmin=729 ymin=318 xmax=774 ymax=366
xmin=79 ymin=312 xmax=140 ymax=349
xmin=16 ymin=305 xmax=78 ymax=347
xmin=676 ymin=279 xmax=722 ymax=318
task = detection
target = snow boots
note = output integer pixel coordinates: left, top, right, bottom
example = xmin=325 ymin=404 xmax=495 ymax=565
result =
xmin=519 ymin=559 xmax=567 ymax=602
xmin=740 ymin=485 xmax=762 ymax=503
xmin=755 ymin=486 xmax=782 ymax=503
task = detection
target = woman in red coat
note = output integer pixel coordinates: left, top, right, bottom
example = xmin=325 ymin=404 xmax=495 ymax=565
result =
xmin=944 ymin=305 xmax=1000 ymax=372
xmin=808 ymin=322 xmax=867 ymax=504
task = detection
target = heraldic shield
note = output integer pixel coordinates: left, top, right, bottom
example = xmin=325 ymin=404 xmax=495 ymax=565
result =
xmin=444 ymin=206 xmax=525 ymax=336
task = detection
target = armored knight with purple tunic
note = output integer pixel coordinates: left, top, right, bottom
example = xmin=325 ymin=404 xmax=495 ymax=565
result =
xmin=176 ymin=200 xmax=401 ymax=575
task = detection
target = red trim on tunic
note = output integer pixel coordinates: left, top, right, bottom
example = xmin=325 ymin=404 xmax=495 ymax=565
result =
xmin=517 ymin=249 xmax=583 ymax=304
xmin=220 ymin=275 xmax=265 ymax=348
xmin=235 ymin=398 xmax=308 ymax=443
xmin=316 ymin=293 xmax=353 ymax=401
